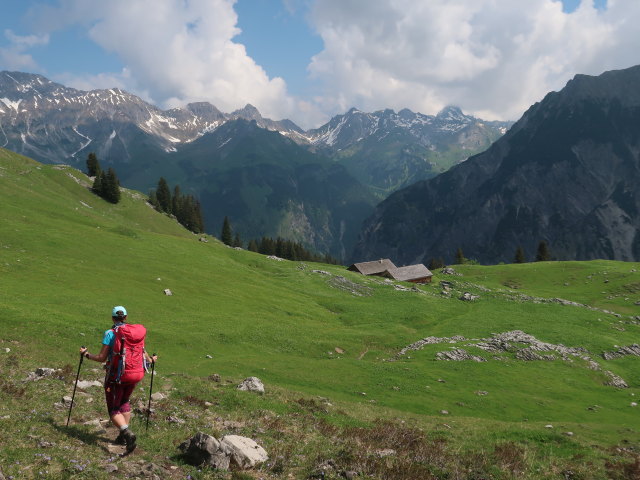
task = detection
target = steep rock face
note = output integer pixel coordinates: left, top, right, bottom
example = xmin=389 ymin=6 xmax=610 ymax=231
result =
xmin=353 ymin=65 xmax=640 ymax=264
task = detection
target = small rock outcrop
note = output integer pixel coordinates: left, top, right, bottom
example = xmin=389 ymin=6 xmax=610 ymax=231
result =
xmin=179 ymin=433 xmax=268 ymax=470
xmin=237 ymin=377 xmax=265 ymax=394
xmin=602 ymin=344 xmax=640 ymax=360
xmin=436 ymin=348 xmax=486 ymax=362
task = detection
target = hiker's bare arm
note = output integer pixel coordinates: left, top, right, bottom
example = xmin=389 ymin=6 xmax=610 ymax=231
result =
xmin=144 ymin=351 xmax=158 ymax=363
xmin=80 ymin=345 xmax=110 ymax=363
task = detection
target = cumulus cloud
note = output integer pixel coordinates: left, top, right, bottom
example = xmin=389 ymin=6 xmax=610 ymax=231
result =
xmin=29 ymin=0 xmax=315 ymax=124
xmin=308 ymin=0 xmax=640 ymax=121
xmin=0 ymin=29 xmax=49 ymax=70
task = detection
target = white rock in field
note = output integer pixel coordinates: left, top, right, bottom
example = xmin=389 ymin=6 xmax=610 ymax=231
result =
xmin=545 ymin=424 xmax=554 ymax=429
xmin=631 ymin=402 xmax=638 ymax=407
xmin=4 ymin=348 xmax=10 ymax=353
xmin=220 ymin=435 xmax=268 ymax=469
xmin=77 ymin=380 xmax=102 ymax=390
xmin=151 ymin=392 xmax=166 ymax=401
xmin=237 ymin=377 xmax=264 ymax=394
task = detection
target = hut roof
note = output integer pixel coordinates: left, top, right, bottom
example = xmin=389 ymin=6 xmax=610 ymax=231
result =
xmin=348 ymin=259 xmax=397 ymax=275
xmin=386 ymin=264 xmax=433 ymax=282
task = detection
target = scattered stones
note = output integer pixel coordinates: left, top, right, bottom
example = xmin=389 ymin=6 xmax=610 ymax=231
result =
xmin=475 ymin=391 xmax=489 ymax=396
xmin=441 ymin=267 xmax=462 ymax=276
xmin=312 ymin=269 xmax=331 ymax=275
xmin=440 ymin=410 xmax=449 ymax=415
xmin=209 ymin=374 xmax=221 ymax=382
xmin=3 ymin=348 xmax=9 ymax=353
xmin=25 ymin=367 xmax=59 ymax=382
xmin=436 ymin=348 xmax=486 ymax=362
xmin=602 ymin=344 xmax=640 ymax=360
xmin=396 ymin=335 xmax=467 ymax=357
xmin=163 ymin=289 xmax=173 ymax=296
xmin=237 ymin=377 xmax=265 ymax=394
xmin=77 ymin=380 xmax=102 ymax=390
xmin=328 ymin=276 xmax=373 ymax=297
xmin=166 ymin=416 xmax=186 ymax=424
xmin=266 ymin=255 xmax=284 ymax=261
xmin=375 ymin=449 xmax=396 ymax=457
xmin=459 ymin=292 xmax=479 ymax=301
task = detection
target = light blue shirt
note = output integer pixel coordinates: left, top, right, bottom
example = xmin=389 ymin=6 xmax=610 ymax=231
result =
xmin=102 ymin=322 xmax=125 ymax=347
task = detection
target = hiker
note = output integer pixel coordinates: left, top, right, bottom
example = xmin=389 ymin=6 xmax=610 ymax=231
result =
xmin=80 ymin=305 xmax=157 ymax=453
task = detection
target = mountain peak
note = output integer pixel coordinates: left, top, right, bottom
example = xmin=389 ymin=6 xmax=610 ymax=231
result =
xmin=436 ymin=105 xmax=465 ymax=120
xmin=232 ymin=104 xmax=262 ymax=121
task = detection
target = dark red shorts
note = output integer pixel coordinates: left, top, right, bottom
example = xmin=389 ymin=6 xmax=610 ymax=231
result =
xmin=105 ymin=382 xmax=137 ymax=415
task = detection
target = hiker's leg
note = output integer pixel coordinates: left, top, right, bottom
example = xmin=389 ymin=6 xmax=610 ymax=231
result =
xmin=110 ymin=412 xmax=127 ymax=428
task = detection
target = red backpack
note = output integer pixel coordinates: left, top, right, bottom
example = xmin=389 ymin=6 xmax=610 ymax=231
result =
xmin=108 ymin=323 xmax=147 ymax=384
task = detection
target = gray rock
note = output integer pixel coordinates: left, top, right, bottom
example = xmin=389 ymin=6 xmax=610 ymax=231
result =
xmin=604 ymin=371 xmax=628 ymax=388
xmin=459 ymin=292 xmax=479 ymax=301
xmin=436 ymin=348 xmax=485 ymax=362
xmin=150 ymin=392 xmax=166 ymax=401
xmin=179 ymin=432 xmax=231 ymax=470
xmin=77 ymin=380 xmax=102 ymax=390
xmin=441 ymin=267 xmax=461 ymax=276
xmin=220 ymin=435 xmax=268 ymax=469
xmin=105 ymin=464 xmax=118 ymax=473
xmin=25 ymin=367 xmax=58 ymax=382
xmin=163 ymin=289 xmax=173 ymax=296
xmin=602 ymin=344 xmax=640 ymax=360
xmin=237 ymin=377 xmax=265 ymax=394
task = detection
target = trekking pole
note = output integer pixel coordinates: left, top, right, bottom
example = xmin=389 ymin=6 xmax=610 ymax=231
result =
xmin=145 ymin=354 xmax=156 ymax=432
xmin=66 ymin=347 xmax=85 ymax=427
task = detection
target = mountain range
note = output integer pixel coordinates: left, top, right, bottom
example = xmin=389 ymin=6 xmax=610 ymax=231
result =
xmin=353 ymin=65 xmax=640 ymax=264
xmin=0 ymin=71 xmax=508 ymax=259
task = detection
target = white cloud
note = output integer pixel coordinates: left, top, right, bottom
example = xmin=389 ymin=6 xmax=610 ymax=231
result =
xmin=307 ymin=0 xmax=640 ymax=121
xmin=0 ymin=29 xmax=49 ymax=70
xmin=29 ymin=0 xmax=318 ymax=125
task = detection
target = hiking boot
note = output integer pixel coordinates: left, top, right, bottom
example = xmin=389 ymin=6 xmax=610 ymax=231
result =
xmin=122 ymin=428 xmax=137 ymax=454
xmin=114 ymin=430 xmax=126 ymax=445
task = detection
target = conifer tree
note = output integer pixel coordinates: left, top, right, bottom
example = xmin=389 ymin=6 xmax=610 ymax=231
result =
xmin=221 ymin=216 xmax=233 ymax=245
xmin=535 ymin=240 xmax=551 ymax=262
xmin=232 ymin=233 xmax=242 ymax=248
xmin=92 ymin=170 xmax=104 ymax=195
xmin=156 ymin=177 xmax=172 ymax=213
xmin=104 ymin=168 xmax=121 ymax=204
xmin=86 ymin=152 xmax=100 ymax=177
xmin=247 ymin=239 xmax=259 ymax=252
xmin=172 ymin=185 xmax=182 ymax=217
xmin=514 ymin=246 xmax=526 ymax=264
xmin=455 ymin=248 xmax=465 ymax=265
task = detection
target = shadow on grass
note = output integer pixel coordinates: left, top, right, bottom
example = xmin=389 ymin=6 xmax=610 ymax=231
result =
xmin=46 ymin=416 xmax=110 ymax=448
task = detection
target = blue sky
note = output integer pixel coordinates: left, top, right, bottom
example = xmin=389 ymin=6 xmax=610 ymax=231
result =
xmin=0 ymin=0 xmax=634 ymax=129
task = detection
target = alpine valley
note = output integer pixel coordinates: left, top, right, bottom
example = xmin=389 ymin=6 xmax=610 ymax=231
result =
xmin=0 ymin=71 xmax=509 ymax=260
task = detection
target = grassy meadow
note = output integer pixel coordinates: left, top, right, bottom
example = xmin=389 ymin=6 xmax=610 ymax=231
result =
xmin=1 ymin=148 xmax=639 ymax=479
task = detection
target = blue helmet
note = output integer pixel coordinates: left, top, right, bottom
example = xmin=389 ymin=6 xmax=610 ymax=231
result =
xmin=111 ymin=305 xmax=127 ymax=318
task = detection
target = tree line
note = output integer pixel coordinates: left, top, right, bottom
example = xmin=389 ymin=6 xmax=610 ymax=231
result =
xmin=427 ymin=240 xmax=552 ymax=270
xmin=149 ymin=177 xmax=205 ymax=234
xmin=86 ymin=152 xmax=121 ymax=204
xmin=220 ymin=216 xmax=339 ymax=264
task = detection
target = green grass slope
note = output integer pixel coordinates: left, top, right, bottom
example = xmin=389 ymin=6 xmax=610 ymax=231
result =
xmin=1 ymin=148 xmax=639 ymax=479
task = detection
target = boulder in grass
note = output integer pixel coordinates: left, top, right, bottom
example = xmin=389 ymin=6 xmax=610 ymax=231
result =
xmin=221 ymin=435 xmax=268 ymax=469
xmin=237 ymin=377 xmax=265 ymax=394
xmin=77 ymin=380 xmax=102 ymax=390
xmin=179 ymin=432 xmax=231 ymax=470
